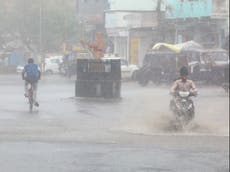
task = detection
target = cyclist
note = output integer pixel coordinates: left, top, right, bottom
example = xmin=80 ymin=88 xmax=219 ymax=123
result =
xmin=22 ymin=58 xmax=41 ymax=107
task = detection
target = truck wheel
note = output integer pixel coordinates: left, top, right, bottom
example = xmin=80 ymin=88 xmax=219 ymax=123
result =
xmin=131 ymin=70 xmax=138 ymax=80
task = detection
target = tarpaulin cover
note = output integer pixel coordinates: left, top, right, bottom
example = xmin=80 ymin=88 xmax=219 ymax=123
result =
xmin=152 ymin=41 xmax=203 ymax=53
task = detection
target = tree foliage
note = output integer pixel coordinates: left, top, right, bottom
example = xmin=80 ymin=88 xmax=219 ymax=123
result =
xmin=0 ymin=0 xmax=80 ymax=53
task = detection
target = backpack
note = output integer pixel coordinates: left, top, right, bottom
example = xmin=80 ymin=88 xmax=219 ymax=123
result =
xmin=24 ymin=64 xmax=39 ymax=82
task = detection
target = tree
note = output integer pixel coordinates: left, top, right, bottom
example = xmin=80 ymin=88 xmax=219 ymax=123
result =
xmin=0 ymin=0 xmax=80 ymax=53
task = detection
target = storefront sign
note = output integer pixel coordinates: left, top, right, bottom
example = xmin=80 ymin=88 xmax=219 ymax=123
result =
xmin=165 ymin=0 xmax=212 ymax=19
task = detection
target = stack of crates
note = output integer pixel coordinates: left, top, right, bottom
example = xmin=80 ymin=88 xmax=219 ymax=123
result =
xmin=75 ymin=58 xmax=121 ymax=98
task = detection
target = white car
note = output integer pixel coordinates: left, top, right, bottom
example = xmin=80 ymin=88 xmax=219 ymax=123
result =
xmin=120 ymin=59 xmax=139 ymax=80
xmin=102 ymin=55 xmax=139 ymax=80
xmin=16 ymin=65 xmax=24 ymax=73
xmin=44 ymin=56 xmax=63 ymax=74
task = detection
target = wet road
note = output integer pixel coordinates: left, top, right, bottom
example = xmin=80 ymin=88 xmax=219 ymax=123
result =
xmin=0 ymin=74 xmax=229 ymax=172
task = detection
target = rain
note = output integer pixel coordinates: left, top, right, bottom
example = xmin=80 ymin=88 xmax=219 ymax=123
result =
xmin=0 ymin=0 xmax=229 ymax=172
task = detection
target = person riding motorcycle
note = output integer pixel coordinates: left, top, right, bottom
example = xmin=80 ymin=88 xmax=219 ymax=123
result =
xmin=22 ymin=58 xmax=41 ymax=107
xmin=169 ymin=66 xmax=198 ymax=122
xmin=170 ymin=66 xmax=198 ymax=96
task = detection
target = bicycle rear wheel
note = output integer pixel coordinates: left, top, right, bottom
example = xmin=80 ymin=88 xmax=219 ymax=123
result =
xmin=28 ymin=86 xmax=33 ymax=113
xmin=29 ymin=101 xmax=33 ymax=113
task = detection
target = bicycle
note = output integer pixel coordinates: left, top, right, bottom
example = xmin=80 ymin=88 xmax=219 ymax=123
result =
xmin=27 ymin=82 xmax=34 ymax=113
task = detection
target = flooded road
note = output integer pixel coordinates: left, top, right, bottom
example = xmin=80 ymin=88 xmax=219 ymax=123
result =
xmin=0 ymin=75 xmax=229 ymax=172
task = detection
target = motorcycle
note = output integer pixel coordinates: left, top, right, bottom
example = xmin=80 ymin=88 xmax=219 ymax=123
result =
xmin=170 ymin=91 xmax=195 ymax=129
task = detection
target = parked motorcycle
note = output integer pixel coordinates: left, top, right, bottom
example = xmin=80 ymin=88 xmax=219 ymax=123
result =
xmin=170 ymin=91 xmax=195 ymax=129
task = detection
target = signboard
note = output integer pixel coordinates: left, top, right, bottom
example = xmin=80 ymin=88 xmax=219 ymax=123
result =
xmin=105 ymin=11 xmax=157 ymax=28
xmin=106 ymin=28 xmax=128 ymax=37
xmin=165 ymin=0 xmax=212 ymax=19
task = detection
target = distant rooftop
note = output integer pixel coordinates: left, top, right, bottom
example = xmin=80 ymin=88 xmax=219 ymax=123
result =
xmin=109 ymin=0 xmax=157 ymax=11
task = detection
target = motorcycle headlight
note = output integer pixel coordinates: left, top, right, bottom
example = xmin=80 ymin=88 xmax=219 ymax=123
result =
xmin=179 ymin=91 xmax=190 ymax=97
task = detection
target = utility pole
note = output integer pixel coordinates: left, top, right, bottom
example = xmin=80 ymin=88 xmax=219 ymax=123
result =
xmin=39 ymin=0 xmax=43 ymax=54
xmin=63 ymin=0 xmax=67 ymax=49
xmin=156 ymin=0 xmax=162 ymax=25
xmin=76 ymin=0 xmax=85 ymax=41
xmin=156 ymin=0 xmax=162 ymax=42
xmin=39 ymin=0 xmax=43 ymax=71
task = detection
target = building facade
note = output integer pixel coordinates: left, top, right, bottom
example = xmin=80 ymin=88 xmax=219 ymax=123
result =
xmin=105 ymin=10 xmax=159 ymax=65
xmin=105 ymin=0 xmax=161 ymax=65
xmin=163 ymin=0 xmax=229 ymax=48
xmin=105 ymin=0 xmax=229 ymax=66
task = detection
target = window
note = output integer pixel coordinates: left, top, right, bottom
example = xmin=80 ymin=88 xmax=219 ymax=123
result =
xmin=208 ymin=53 xmax=229 ymax=61
xmin=50 ymin=59 xmax=60 ymax=64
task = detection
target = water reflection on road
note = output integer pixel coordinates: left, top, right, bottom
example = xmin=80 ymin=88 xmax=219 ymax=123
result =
xmin=0 ymin=75 xmax=228 ymax=140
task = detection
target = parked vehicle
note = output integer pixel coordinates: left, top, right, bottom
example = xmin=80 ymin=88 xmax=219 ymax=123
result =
xmin=44 ymin=55 xmax=63 ymax=74
xmin=120 ymin=59 xmax=139 ymax=80
xmin=16 ymin=65 xmax=24 ymax=73
xmin=187 ymin=48 xmax=229 ymax=83
xmin=135 ymin=41 xmax=229 ymax=86
xmin=102 ymin=55 xmax=139 ymax=80
xmin=60 ymin=51 xmax=92 ymax=77
xmin=135 ymin=51 xmax=180 ymax=86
